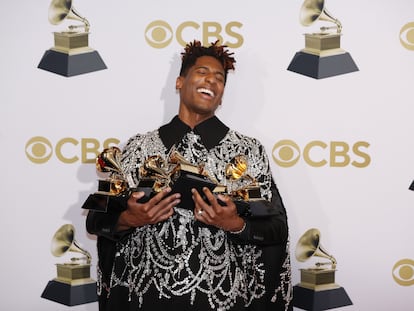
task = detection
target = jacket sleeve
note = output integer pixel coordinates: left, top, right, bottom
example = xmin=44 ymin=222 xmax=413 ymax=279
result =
xmin=228 ymin=179 xmax=288 ymax=246
xmin=86 ymin=196 xmax=134 ymax=241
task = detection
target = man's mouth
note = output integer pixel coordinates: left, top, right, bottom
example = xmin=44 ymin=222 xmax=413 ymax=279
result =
xmin=197 ymin=88 xmax=215 ymax=98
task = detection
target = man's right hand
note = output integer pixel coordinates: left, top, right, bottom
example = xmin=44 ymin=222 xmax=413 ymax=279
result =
xmin=116 ymin=187 xmax=180 ymax=230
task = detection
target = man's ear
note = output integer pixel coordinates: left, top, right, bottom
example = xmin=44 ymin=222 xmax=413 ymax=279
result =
xmin=176 ymin=76 xmax=183 ymax=90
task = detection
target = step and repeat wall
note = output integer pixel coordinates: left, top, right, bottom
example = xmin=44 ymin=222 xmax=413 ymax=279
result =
xmin=2 ymin=0 xmax=413 ymax=310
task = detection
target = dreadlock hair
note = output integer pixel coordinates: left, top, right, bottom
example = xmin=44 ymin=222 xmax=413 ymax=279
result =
xmin=179 ymin=40 xmax=236 ymax=84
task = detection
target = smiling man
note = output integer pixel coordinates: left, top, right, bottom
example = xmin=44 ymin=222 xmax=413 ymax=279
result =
xmin=86 ymin=40 xmax=292 ymax=311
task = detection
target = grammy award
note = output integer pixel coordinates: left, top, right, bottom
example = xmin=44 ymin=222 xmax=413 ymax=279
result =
xmin=41 ymin=224 xmax=98 ymax=306
xmin=293 ymin=228 xmax=352 ymax=310
xmin=82 ymin=146 xmax=219 ymax=213
xmin=81 ymin=146 xmax=143 ymax=213
xmin=81 ymin=146 xmax=270 ymax=217
xmin=38 ymin=0 xmax=107 ymax=77
xmin=287 ymin=0 xmax=358 ymax=79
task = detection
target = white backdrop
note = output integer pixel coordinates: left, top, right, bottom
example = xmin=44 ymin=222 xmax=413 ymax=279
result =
xmin=1 ymin=0 xmax=414 ymax=310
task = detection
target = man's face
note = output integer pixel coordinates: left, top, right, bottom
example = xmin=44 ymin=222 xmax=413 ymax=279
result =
xmin=176 ymin=56 xmax=226 ymax=118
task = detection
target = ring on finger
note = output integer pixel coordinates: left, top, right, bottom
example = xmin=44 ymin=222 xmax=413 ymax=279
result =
xmin=197 ymin=209 xmax=204 ymax=215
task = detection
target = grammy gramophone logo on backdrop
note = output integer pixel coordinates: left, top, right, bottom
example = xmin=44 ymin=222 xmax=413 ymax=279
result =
xmin=41 ymin=224 xmax=97 ymax=306
xmin=293 ymin=228 xmax=352 ymax=311
xmin=38 ymin=0 xmax=106 ymax=77
xmin=287 ymin=0 xmax=358 ymax=79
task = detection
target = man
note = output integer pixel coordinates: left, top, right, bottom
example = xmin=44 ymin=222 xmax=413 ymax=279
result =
xmin=86 ymin=40 xmax=292 ymax=311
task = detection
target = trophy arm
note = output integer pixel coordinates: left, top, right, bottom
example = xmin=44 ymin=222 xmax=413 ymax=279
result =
xmin=72 ymin=240 xmax=92 ymax=264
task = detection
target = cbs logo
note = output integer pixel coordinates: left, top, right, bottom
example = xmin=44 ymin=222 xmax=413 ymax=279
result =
xmin=400 ymin=22 xmax=414 ymax=50
xmin=145 ymin=20 xmax=243 ymax=49
xmin=392 ymin=259 xmax=414 ymax=286
xmin=272 ymin=140 xmax=371 ymax=168
xmin=25 ymin=136 xmax=120 ymax=164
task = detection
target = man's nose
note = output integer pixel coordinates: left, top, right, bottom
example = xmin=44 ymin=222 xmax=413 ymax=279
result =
xmin=205 ymin=73 xmax=216 ymax=83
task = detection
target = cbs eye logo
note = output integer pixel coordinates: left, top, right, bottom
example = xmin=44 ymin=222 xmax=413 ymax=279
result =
xmin=25 ymin=136 xmax=120 ymax=164
xmin=272 ymin=139 xmax=371 ymax=168
xmin=400 ymin=22 xmax=414 ymax=50
xmin=145 ymin=20 xmax=244 ymax=49
xmin=392 ymin=259 xmax=414 ymax=286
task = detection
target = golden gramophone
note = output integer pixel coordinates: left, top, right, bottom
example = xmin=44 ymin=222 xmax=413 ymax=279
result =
xmin=38 ymin=0 xmax=106 ymax=76
xmin=50 ymin=224 xmax=93 ymax=284
xmin=295 ymin=228 xmax=338 ymax=290
xmin=95 ymin=146 xmax=130 ymax=196
xmin=82 ymin=146 xmax=218 ymax=212
xmin=287 ymin=0 xmax=358 ymax=79
xmin=293 ymin=228 xmax=352 ymax=310
xmin=81 ymin=146 xmax=139 ymax=212
xmin=41 ymin=224 xmax=97 ymax=306
xmin=225 ymin=155 xmax=261 ymax=201
xmin=138 ymin=149 xmax=218 ymax=210
xmin=82 ymin=147 xmax=271 ymax=216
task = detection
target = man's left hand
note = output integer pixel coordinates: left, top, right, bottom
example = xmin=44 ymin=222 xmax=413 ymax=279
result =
xmin=192 ymin=187 xmax=245 ymax=232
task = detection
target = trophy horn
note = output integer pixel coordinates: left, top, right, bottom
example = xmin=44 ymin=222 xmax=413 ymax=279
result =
xmin=169 ymin=150 xmax=192 ymax=166
xmin=225 ymin=155 xmax=248 ymax=180
xmin=96 ymin=146 xmax=123 ymax=173
xmin=299 ymin=0 xmax=342 ymax=33
xmin=225 ymin=155 xmax=256 ymax=185
xmin=295 ymin=228 xmax=337 ymax=269
xmin=48 ymin=0 xmax=90 ymax=32
xmin=51 ymin=224 xmax=91 ymax=264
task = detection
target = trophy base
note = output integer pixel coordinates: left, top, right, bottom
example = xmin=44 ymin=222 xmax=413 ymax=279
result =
xmin=409 ymin=179 xmax=414 ymax=191
xmin=82 ymin=192 xmax=111 ymax=212
xmin=56 ymin=263 xmax=93 ymax=284
xmin=287 ymin=51 xmax=358 ymax=79
xmin=81 ymin=180 xmax=155 ymax=213
xmin=38 ymin=49 xmax=107 ymax=77
xmin=170 ymin=170 xmax=217 ymax=210
xmin=299 ymin=268 xmax=336 ymax=289
xmin=293 ymin=285 xmax=352 ymax=311
xmin=41 ymin=279 xmax=98 ymax=306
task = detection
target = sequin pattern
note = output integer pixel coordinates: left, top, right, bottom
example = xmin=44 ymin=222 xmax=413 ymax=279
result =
xmin=101 ymin=128 xmax=290 ymax=309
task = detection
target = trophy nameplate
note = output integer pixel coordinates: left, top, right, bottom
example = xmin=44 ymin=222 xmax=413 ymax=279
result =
xmin=38 ymin=0 xmax=106 ymax=77
xmin=41 ymin=224 xmax=97 ymax=306
xmin=293 ymin=228 xmax=352 ymax=310
xmin=287 ymin=0 xmax=358 ymax=79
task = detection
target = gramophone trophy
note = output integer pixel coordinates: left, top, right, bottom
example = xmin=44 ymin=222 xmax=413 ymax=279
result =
xmin=38 ymin=0 xmax=106 ymax=77
xmin=82 ymin=146 xmax=273 ymax=216
xmin=287 ymin=0 xmax=358 ymax=79
xmin=82 ymin=146 xmax=218 ymax=213
xmin=81 ymin=146 xmax=144 ymax=213
xmin=41 ymin=224 xmax=97 ymax=306
xmin=160 ymin=150 xmax=218 ymax=209
xmin=293 ymin=228 xmax=352 ymax=310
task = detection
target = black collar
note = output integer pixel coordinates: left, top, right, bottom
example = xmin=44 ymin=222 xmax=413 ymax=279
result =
xmin=159 ymin=115 xmax=229 ymax=151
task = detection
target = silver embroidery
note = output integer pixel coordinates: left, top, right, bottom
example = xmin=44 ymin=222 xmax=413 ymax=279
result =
xmin=98 ymin=128 xmax=291 ymax=309
xmin=271 ymin=238 xmax=293 ymax=309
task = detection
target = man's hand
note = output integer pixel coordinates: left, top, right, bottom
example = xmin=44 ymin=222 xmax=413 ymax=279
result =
xmin=192 ymin=187 xmax=245 ymax=232
xmin=116 ymin=187 xmax=180 ymax=230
